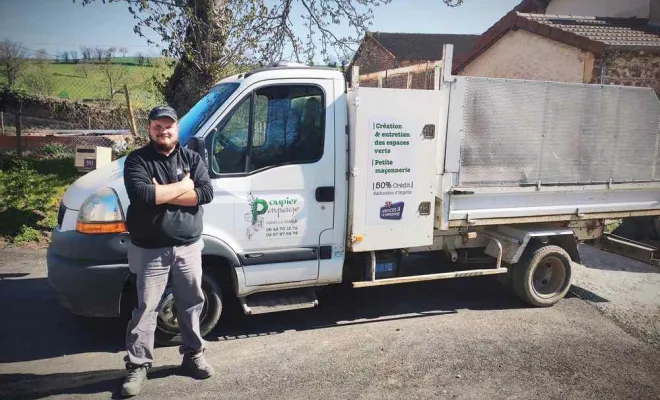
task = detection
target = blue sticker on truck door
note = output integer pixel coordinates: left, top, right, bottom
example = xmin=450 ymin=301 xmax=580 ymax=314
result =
xmin=380 ymin=201 xmax=404 ymax=220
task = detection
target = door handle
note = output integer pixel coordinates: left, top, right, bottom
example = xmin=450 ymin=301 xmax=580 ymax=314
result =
xmin=315 ymin=186 xmax=335 ymax=202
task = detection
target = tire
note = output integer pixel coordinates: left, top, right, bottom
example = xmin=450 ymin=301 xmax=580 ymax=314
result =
xmin=511 ymin=244 xmax=573 ymax=307
xmin=497 ymin=264 xmax=514 ymax=292
xmin=154 ymin=269 xmax=223 ymax=346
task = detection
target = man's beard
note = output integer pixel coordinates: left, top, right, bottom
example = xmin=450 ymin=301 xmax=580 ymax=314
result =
xmin=150 ymin=137 xmax=177 ymax=153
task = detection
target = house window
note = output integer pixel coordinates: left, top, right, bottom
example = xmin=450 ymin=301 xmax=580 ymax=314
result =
xmin=211 ymin=84 xmax=325 ymax=175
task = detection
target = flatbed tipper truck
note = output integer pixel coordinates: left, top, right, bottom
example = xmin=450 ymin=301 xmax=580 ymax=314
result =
xmin=47 ymin=45 xmax=660 ymax=345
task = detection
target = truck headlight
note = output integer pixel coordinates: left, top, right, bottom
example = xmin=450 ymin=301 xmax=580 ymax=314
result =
xmin=76 ymin=187 xmax=127 ymax=234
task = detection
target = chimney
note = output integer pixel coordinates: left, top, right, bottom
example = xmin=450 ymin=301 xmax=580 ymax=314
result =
xmin=514 ymin=0 xmax=550 ymax=14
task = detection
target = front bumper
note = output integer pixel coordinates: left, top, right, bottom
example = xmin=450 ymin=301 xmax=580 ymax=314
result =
xmin=47 ymin=228 xmax=132 ymax=318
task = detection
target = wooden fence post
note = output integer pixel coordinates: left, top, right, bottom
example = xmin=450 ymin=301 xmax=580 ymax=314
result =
xmin=123 ymin=84 xmax=138 ymax=136
xmin=15 ymin=100 xmax=22 ymax=158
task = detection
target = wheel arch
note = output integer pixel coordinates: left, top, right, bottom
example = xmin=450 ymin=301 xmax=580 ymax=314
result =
xmin=534 ymin=234 xmax=580 ymax=264
xmin=485 ymin=226 xmax=581 ymax=266
xmin=201 ymin=234 xmax=241 ymax=296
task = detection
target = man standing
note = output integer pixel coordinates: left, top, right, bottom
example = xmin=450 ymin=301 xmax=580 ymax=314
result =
xmin=121 ymin=105 xmax=215 ymax=397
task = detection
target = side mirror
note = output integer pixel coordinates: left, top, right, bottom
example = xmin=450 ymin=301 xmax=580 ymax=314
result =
xmin=187 ymin=136 xmax=208 ymax=168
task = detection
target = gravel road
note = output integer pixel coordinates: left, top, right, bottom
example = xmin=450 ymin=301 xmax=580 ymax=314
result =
xmin=572 ymin=244 xmax=660 ymax=348
xmin=0 ymin=244 xmax=659 ymax=400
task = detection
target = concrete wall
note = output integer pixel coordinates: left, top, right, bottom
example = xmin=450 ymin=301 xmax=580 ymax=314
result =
xmin=546 ymin=0 xmax=650 ymax=18
xmin=459 ymin=30 xmax=591 ymax=83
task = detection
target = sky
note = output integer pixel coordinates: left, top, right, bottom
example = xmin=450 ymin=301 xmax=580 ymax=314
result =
xmin=0 ymin=0 xmax=522 ymax=62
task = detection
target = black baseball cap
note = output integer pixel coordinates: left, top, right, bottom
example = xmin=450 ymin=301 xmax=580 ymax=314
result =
xmin=148 ymin=105 xmax=178 ymax=122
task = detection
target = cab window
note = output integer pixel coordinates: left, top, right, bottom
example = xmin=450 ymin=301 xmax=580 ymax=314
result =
xmin=210 ymin=84 xmax=325 ymax=175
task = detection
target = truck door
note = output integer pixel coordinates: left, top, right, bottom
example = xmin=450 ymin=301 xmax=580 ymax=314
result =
xmin=205 ymin=79 xmax=336 ymax=287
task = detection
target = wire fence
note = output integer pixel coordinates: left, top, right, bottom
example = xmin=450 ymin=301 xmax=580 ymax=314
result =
xmin=0 ymin=87 xmax=153 ymax=160
xmin=0 ymin=58 xmax=170 ymax=160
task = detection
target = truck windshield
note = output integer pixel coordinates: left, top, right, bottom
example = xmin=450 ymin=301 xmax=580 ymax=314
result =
xmin=178 ymin=82 xmax=240 ymax=145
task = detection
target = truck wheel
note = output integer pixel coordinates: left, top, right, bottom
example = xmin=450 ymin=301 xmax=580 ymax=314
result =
xmin=511 ymin=244 xmax=572 ymax=307
xmin=154 ymin=269 xmax=223 ymax=346
xmin=496 ymin=265 xmax=514 ymax=292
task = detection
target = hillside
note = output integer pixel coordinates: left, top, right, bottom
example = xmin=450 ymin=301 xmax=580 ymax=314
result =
xmin=2 ymin=58 xmax=174 ymax=109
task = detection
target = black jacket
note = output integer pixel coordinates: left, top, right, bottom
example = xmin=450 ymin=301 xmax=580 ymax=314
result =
xmin=123 ymin=142 xmax=214 ymax=248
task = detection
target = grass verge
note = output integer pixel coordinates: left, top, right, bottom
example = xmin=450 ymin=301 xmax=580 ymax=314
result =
xmin=0 ymin=155 xmax=78 ymax=246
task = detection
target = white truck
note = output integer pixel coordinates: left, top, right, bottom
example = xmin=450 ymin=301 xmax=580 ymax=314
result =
xmin=47 ymin=45 xmax=660 ymax=345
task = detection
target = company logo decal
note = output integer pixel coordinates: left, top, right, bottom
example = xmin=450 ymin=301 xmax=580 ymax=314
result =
xmin=245 ymin=194 xmax=302 ymax=240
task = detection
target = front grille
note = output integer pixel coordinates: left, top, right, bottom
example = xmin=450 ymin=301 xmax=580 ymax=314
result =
xmin=57 ymin=202 xmax=66 ymax=226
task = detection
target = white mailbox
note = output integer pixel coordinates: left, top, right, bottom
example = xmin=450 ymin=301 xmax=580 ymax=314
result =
xmin=74 ymin=146 xmax=112 ymax=172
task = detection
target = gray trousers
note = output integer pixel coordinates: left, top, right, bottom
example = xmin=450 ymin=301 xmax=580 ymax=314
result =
xmin=125 ymin=239 xmax=206 ymax=367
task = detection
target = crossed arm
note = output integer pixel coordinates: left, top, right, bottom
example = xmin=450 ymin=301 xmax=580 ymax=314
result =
xmin=124 ymin=153 xmax=214 ymax=207
xmin=152 ymin=175 xmax=199 ymax=206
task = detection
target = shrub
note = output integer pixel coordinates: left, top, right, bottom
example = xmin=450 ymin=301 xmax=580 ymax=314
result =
xmin=0 ymin=155 xmax=77 ymax=244
xmin=14 ymin=226 xmax=43 ymax=245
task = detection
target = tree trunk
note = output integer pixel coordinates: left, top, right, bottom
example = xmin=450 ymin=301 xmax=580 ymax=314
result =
xmin=164 ymin=59 xmax=215 ymax=115
xmin=163 ymin=0 xmax=230 ymax=114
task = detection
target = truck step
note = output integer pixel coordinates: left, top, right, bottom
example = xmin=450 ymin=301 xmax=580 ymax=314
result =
xmin=240 ymin=288 xmax=319 ymax=315
xmin=352 ymin=267 xmax=508 ymax=288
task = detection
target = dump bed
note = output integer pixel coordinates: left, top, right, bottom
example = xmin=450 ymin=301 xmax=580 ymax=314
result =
xmin=347 ymin=74 xmax=660 ymax=252
xmin=440 ymin=76 xmax=660 ymax=229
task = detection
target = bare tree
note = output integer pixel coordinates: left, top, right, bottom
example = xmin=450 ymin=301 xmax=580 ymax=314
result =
xmin=62 ymin=51 xmax=70 ymax=64
xmin=35 ymin=49 xmax=49 ymax=60
xmin=76 ymin=62 xmax=91 ymax=78
xmin=24 ymin=49 xmax=56 ymax=96
xmin=94 ymin=47 xmax=104 ymax=63
xmin=135 ymin=52 xmax=144 ymax=66
xmin=81 ymin=46 xmax=92 ymax=61
xmin=119 ymin=47 xmax=128 ymax=58
xmin=71 ymin=50 xmax=79 ymax=63
xmin=104 ymin=47 xmax=116 ymax=63
xmin=97 ymin=61 xmax=128 ymax=100
xmin=0 ymin=40 xmax=28 ymax=89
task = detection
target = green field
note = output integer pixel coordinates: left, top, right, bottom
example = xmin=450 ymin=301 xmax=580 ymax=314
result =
xmin=4 ymin=58 xmax=174 ymax=109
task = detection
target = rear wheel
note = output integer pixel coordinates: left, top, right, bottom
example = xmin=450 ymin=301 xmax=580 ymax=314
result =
xmin=154 ymin=269 xmax=223 ymax=346
xmin=511 ymin=244 xmax=573 ymax=307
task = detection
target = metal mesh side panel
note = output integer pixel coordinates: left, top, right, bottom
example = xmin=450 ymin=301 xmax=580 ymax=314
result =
xmin=458 ymin=77 xmax=660 ymax=186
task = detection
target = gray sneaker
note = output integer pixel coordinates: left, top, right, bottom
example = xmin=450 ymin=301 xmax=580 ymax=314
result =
xmin=182 ymin=351 xmax=214 ymax=379
xmin=121 ymin=364 xmax=149 ymax=397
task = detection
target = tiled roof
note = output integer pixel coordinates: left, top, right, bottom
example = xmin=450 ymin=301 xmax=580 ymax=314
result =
xmin=454 ymin=12 xmax=660 ymax=73
xmin=369 ymin=32 xmax=480 ymax=61
xmin=522 ymin=14 xmax=660 ymax=47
